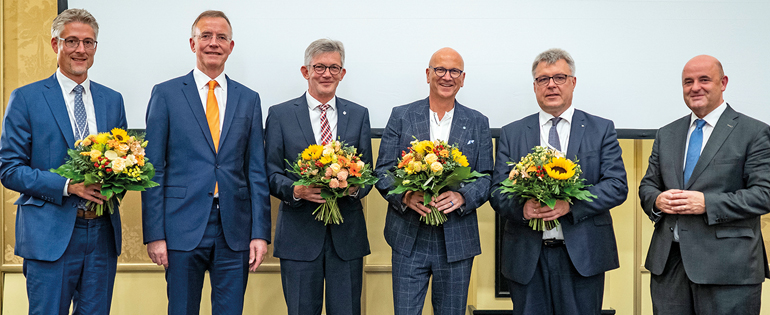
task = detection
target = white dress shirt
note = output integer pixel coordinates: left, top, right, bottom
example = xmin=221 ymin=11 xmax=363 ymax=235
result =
xmin=57 ymin=69 xmax=98 ymax=196
xmin=305 ymin=91 xmax=338 ymax=145
xmin=430 ymin=106 xmax=454 ymax=142
xmin=192 ymin=67 xmax=227 ymax=128
xmin=538 ymin=105 xmax=575 ymax=240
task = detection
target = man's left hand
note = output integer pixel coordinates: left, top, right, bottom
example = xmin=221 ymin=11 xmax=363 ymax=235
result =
xmin=249 ymin=239 xmax=268 ymax=272
xmin=430 ymin=191 xmax=465 ymax=214
xmin=533 ymin=200 xmax=571 ymax=222
xmin=668 ymin=190 xmax=706 ymax=215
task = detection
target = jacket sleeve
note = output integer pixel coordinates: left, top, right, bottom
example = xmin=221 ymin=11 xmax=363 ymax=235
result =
xmin=141 ymin=85 xmax=169 ymax=244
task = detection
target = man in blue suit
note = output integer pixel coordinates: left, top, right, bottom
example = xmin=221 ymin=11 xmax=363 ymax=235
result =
xmin=489 ymin=48 xmax=628 ymax=315
xmin=375 ymin=47 xmax=493 ymax=315
xmin=142 ymin=10 xmax=271 ymax=315
xmin=0 ymin=9 xmax=126 ymax=315
xmin=265 ymin=38 xmax=372 ymax=315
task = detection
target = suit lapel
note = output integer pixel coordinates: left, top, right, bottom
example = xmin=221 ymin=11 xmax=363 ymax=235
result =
xmin=524 ymin=114 xmax=539 ymax=152
xmin=413 ymin=98 xmax=431 ymax=141
xmin=566 ymin=110 xmax=586 ymax=160
xmin=294 ymin=94 xmax=317 ymax=146
xmin=43 ymin=74 xmax=76 ymax=149
xmin=336 ymin=98 xmax=349 ymax=143
xmin=448 ymin=102 xmax=470 ymax=146
xmin=686 ymin=105 xmax=739 ymax=188
xmin=218 ymin=76 xmax=240 ymax=148
xmin=181 ymin=72 xmax=217 ymax=153
xmin=90 ymin=83 xmax=108 ymax=133
xmin=666 ymin=116 xmax=690 ymax=188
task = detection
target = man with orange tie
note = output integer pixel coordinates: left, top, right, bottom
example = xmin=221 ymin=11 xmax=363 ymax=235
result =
xmin=142 ymin=10 xmax=271 ymax=315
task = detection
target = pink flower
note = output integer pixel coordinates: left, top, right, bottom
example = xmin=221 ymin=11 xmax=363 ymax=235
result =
xmin=338 ymin=179 xmax=348 ymax=188
xmin=324 ymin=167 xmax=333 ymax=179
xmin=329 ymin=178 xmax=340 ymax=189
xmin=337 ymin=170 xmax=349 ymax=181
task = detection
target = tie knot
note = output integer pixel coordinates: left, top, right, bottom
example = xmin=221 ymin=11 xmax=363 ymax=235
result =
xmin=73 ymin=84 xmax=84 ymax=94
xmin=695 ymin=119 xmax=706 ymax=129
xmin=550 ymin=117 xmax=562 ymax=126
xmin=318 ymin=104 xmax=330 ymax=112
xmin=208 ymin=80 xmax=218 ymax=90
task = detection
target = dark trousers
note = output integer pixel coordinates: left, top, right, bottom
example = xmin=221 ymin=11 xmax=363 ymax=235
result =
xmin=166 ymin=199 xmax=249 ymax=315
xmin=280 ymin=227 xmax=363 ymax=315
xmin=23 ymin=216 xmax=117 ymax=315
xmin=651 ymin=242 xmax=762 ymax=315
xmin=508 ymin=243 xmax=604 ymax=315
xmin=391 ymin=223 xmax=474 ymax=315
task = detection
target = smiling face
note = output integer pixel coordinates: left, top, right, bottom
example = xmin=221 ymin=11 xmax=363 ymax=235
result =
xmin=682 ymin=55 xmax=728 ymax=118
xmin=51 ymin=22 xmax=96 ymax=84
xmin=533 ymin=59 xmax=576 ymax=117
xmin=190 ymin=17 xmax=234 ymax=78
xmin=427 ymin=48 xmax=465 ymax=102
xmin=301 ymin=51 xmax=346 ymax=104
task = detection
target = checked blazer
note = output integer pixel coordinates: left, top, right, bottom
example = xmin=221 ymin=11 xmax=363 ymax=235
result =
xmin=374 ymin=98 xmax=493 ymax=263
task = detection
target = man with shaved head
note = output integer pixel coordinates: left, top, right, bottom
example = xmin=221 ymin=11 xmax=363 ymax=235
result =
xmin=375 ymin=47 xmax=493 ymax=314
xmin=640 ymin=55 xmax=770 ymax=314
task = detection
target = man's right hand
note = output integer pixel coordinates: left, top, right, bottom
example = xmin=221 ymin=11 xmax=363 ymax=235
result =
xmin=147 ymin=240 xmax=168 ymax=268
xmin=67 ymin=182 xmax=107 ymax=204
xmin=293 ymin=185 xmax=326 ymax=203
xmin=402 ymin=191 xmax=433 ymax=216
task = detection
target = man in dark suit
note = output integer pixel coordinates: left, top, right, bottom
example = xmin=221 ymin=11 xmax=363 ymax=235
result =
xmin=374 ymin=47 xmax=493 ymax=315
xmin=142 ymin=10 xmax=271 ymax=315
xmin=265 ymin=38 xmax=372 ymax=315
xmin=639 ymin=55 xmax=770 ymax=314
xmin=0 ymin=9 xmax=126 ymax=314
xmin=489 ymin=48 xmax=628 ymax=315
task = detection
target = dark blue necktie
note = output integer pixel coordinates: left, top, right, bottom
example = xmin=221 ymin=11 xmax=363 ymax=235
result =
xmin=73 ymin=84 xmax=89 ymax=140
xmin=683 ymin=119 xmax=706 ymax=184
xmin=549 ymin=117 xmax=562 ymax=151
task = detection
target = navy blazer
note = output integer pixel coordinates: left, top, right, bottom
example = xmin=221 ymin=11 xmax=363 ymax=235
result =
xmin=0 ymin=74 xmax=127 ymax=261
xmin=489 ymin=110 xmax=627 ymax=284
xmin=142 ymin=71 xmax=271 ymax=251
xmin=375 ymin=98 xmax=493 ymax=263
xmin=640 ymin=105 xmax=770 ymax=284
xmin=266 ymin=94 xmax=372 ymax=261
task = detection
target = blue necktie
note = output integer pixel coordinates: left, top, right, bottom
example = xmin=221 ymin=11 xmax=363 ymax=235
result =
xmin=73 ymin=84 xmax=89 ymax=140
xmin=683 ymin=119 xmax=706 ymax=184
xmin=549 ymin=117 xmax=562 ymax=151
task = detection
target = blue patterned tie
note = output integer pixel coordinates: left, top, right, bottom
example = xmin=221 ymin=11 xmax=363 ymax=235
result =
xmin=683 ymin=119 xmax=706 ymax=184
xmin=73 ymin=84 xmax=89 ymax=140
xmin=549 ymin=117 xmax=562 ymax=151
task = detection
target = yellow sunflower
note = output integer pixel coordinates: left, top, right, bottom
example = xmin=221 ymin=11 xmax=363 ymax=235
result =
xmin=301 ymin=145 xmax=323 ymax=160
xmin=544 ymin=157 xmax=576 ymax=180
xmin=111 ymin=128 xmax=129 ymax=143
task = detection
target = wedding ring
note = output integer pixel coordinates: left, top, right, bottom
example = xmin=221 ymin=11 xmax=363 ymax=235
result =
xmin=450 ymin=201 xmax=454 ymax=207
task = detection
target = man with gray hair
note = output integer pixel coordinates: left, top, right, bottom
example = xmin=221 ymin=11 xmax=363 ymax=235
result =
xmin=490 ymin=48 xmax=627 ymax=314
xmin=265 ymin=38 xmax=373 ymax=314
xmin=0 ymin=8 xmax=126 ymax=314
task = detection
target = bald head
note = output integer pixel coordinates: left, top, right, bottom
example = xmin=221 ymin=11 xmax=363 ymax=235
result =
xmin=681 ymin=55 xmax=728 ymax=118
xmin=429 ymin=47 xmax=464 ymax=69
xmin=427 ymin=47 xmax=465 ymax=102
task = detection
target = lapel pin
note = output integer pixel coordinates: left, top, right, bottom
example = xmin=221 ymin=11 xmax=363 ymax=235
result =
xmin=463 ymin=126 xmax=466 ymax=129
xmin=582 ymin=124 xmax=585 ymax=127
xmin=343 ymin=111 xmax=347 ymax=115
xmin=727 ymin=124 xmax=733 ymax=128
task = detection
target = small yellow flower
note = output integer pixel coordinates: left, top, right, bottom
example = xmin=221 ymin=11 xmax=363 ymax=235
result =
xmin=89 ymin=150 xmax=102 ymax=162
xmin=544 ymin=157 xmax=577 ymax=180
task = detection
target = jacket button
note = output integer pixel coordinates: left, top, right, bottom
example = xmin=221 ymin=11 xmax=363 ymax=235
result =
xmin=670 ymin=227 xmax=674 ymax=231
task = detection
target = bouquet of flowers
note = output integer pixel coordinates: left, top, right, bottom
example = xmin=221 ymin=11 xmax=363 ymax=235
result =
xmin=51 ymin=128 xmax=159 ymax=216
xmin=287 ymin=140 xmax=378 ymax=225
xmin=495 ymin=146 xmax=596 ymax=231
xmin=387 ymin=138 xmax=487 ymax=226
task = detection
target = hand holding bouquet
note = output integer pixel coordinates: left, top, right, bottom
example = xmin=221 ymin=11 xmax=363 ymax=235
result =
xmin=51 ymin=128 xmax=159 ymax=216
xmin=387 ymin=138 xmax=487 ymax=226
xmin=287 ymin=140 xmax=378 ymax=225
xmin=495 ymin=146 xmax=596 ymax=231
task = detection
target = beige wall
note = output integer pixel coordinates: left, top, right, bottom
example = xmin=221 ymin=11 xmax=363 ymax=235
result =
xmin=4 ymin=1 xmax=770 ymax=314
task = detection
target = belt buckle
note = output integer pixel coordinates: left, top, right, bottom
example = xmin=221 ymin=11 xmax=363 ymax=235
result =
xmin=543 ymin=239 xmax=564 ymax=247
xmin=76 ymin=209 xmax=102 ymax=220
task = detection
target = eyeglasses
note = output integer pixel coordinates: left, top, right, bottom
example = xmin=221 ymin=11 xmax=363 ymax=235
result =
xmin=431 ymin=67 xmax=463 ymax=79
xmin=311 ymin=64 xmax=343 ymax=75
xmin=534 ymin=74 xmax=573 ymax=86
xmin=58 ymin=37 xmax=97 ymax=50
xmin=196 ymin=33 xmax=230 ymax=44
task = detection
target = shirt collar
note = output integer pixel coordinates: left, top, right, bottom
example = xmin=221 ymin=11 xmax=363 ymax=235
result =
xmin=538 ymin=105 xmax=575 ymax=127
xmin=431 ymin=106 xmax=455 ymax=124
xmin=305 ymin=91 xmax=336 ymax=111
xmin=193 ymin=67 xmax=227 ymax=92
xmin=56 ymin=68 xmax=91 ymax=94
xmin=690 ymin=101 xmax=726 ymax=128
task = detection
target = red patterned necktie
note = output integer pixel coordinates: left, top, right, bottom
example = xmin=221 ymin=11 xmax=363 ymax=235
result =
xmin=318 ymin=104 xmax=332 ymax=144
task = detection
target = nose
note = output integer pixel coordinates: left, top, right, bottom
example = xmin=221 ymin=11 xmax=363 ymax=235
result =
xmin=546 ymin=77 xmax=558 ymax=87
xmin=440 ymin=71 xmax=453 ymax=80
xmin=74 ymin=41 xmax=86 ymax=53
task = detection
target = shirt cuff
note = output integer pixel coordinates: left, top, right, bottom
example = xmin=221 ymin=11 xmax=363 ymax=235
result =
xmin=63 ymin=179 xmax=71 ymax=196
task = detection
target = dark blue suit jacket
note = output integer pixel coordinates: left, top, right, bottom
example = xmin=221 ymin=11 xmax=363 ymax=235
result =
xmin=490 ymin=110 xmax=627 ymax=284
xmin=375 ymin=98 xmax=493 ymax=263
xmin=265 ymin=94 xmax=372 ymax=261
xmin=142 ymin=71 xmax=271 ymax=251
xmin=0 ymin=74 xmax=127 ymax=261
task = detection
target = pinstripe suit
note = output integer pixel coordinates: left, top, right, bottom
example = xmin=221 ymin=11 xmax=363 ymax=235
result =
xmin=375 ymin=98 xmax=493 ymax=314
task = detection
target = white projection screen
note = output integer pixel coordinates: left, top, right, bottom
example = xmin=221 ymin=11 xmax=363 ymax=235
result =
xmin=67 ymin=0 xmax=770 ymax=132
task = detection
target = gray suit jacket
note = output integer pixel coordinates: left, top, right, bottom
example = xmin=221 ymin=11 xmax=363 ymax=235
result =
xmin=639 ymin=104 xmax=770 ymax=284
xmin=374 ymin=98 xmax=493 ymax=263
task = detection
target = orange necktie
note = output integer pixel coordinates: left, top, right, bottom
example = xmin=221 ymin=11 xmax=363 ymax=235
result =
xmin=206 ymin=80 xmax=220 ymax=194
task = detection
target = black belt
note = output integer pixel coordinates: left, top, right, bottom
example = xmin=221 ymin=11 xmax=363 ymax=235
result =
xmin=76 ymin=209 xmax=104 ymax=219
xmin=543 ymin=239 xmax=565 ymax=247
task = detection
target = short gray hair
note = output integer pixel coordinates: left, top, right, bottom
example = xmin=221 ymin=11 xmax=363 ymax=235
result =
xmin=304 ymin=39 xmax=345 ymax=67
xmin=51 ymin=8 xmax=99 ymax=39
xmin=531 ymin=48 xmax=575 ymax=78
xmin=191 ymin=10 xmax=232 ymax=38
